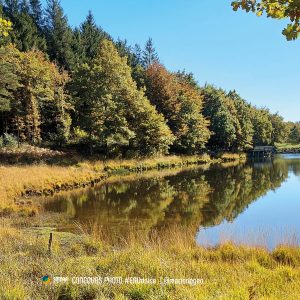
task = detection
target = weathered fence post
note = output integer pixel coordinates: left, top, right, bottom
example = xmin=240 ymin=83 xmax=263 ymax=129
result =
xmin=48 ymin=232 xmax=53 ymax=255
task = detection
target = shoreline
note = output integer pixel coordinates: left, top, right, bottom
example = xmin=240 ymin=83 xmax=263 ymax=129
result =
xmin=0 ymin=152 xmax=246 ymax=215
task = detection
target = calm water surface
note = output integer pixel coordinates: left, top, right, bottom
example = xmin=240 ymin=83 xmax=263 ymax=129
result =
xmin=44 ymin=154 xmax=300 ymax=249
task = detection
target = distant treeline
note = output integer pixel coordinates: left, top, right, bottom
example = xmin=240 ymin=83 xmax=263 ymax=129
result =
xmin=0 ymin=0 xmax=299 ymax=156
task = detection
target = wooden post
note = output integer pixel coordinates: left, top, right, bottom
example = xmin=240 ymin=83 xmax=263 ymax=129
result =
xmin=48 ymin=232 xmax=53 ymax=255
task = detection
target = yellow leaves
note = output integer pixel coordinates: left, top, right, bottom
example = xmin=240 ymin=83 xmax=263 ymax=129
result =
xmin=232 ymin=0 xmax=300 ymax=39
xmin=0 ymin=17 xmax=13 ymax=38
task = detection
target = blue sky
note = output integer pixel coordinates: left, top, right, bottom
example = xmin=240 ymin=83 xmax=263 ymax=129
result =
xmin=45 ymin=0 xmax=300 ymax=122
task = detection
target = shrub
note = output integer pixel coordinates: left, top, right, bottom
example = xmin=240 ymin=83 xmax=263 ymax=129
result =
xmin=0 ymin=133 xmax=18 ymax=148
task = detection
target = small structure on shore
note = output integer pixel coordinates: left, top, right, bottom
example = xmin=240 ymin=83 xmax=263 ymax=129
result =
xmin=249 ymin=146 xmax=275 ymax=158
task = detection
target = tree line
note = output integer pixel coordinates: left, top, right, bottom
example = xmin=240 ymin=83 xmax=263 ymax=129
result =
xmin=0 ymin=0 xmax=298 ymax=156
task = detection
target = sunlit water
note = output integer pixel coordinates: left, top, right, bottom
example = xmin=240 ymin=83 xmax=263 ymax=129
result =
xmin=43 ymin=154 xmax=300 ymax=249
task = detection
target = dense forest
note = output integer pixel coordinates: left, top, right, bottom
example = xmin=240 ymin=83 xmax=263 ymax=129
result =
xmin=0 ymin=0 xmax=299 ymax=157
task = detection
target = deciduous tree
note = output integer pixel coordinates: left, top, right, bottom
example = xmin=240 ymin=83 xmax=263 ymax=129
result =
xmin=145 ymin=63 xmax=210 ymax=153
xmin=232 ymin=0 xmax=300 ymax=40
xmin=70 ymin=39 xmax=173 ymax=156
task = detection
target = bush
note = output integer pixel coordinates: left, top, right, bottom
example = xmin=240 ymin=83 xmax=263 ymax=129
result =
xmin=0 ymin=133 xmax=18 ymax=148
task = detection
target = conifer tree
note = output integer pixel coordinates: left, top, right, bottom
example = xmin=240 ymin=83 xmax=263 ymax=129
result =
xmin=78 ymin=11 xmax=109 ymax=62
xmin=2 ymin=0 xmax=45 ymax=51
xmin=29 ymin=0 xmax=43 ymax=29
xmin=142 ymin=38 xmax=159 ymax=68
xmin=45 ymin=0 xmax=74 ymax=70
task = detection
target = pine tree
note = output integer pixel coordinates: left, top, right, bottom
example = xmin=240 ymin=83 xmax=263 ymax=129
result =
xmin=131 ymin=43 xmax=145 ymax=89
xmin=29 ymin=0 xmax=43 ymax=29
xmin=142 ymin=38 xmax=159 ymax=68
xmin=3 ymin=0 xmax=46 ymax=51
xmin=45 ymin=0 xmax=74 ymax=70
xmin=133 ymin=44 xmax=142 ymax=66
xmin=3 ymin=0 xmax=18 ymax=15
xmin=78 ymin=11 xmax=109 ymax=62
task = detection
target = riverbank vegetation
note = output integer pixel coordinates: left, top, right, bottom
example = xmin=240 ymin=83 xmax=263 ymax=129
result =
xmin=0 ymin=152 xmax=247 ymax=215
xmin=0 ymin=0 xmax=298 ymax=159
xmin=0 ymin=223 xmax=300 ymax=300
xmin=275 ymin=143 xmax=300 ymax=153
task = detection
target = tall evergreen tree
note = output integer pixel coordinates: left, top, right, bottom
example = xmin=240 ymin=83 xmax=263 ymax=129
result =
xmin=29 ymin=0 xmax=43 ymax=29
xmin=142 ymin=38 xmax=159 ymax=68
xmin=3 ymin=0 xmax=46 ymax=51
xmin=3 ymin=0 xmax=18 ymax=15
xmin=77 ymin=11 xmax=109 ymax=62
xmin=45 ymin=0 xmax=74 ymax=70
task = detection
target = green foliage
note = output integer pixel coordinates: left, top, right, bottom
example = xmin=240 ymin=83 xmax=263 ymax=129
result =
xmin=270 ymin=113 xmax=289 ymax=144
xmin=29 ymin=0 xmax=43 ymax=29
xmin=289 ymin=122 xmax=300 ymax=143
xmin=70 ymin=39 xmax=174 ymax=156
xmin=0 ymin=1 xmax=292 ymax=155
xmin=0 ymin=44 xmax=70 ymax=146
xmin=202 ymin=86 xmax=237 ymax=150
xmin=72 ymin=11 xmax=110 ymax=65
xmin=45 ymin=0 xmax=74 ymax=70
xmin=2 ymin=0 xmax=46 ymax=51
xmin=142 ymin=38 xmax=159 ymax=68
xmin=227 ymin=90 xmax=254 ymax=150
xmin=202 ymin=86 xmax=284 ymax=150
xmin=145 ymin=63 xmax=210 ymax=154
xmin=0 ymin=133 xmax=17 ymax=147
xmin=251 ymin=108 xmax=273 ymax=146
xmin=232 ymin=0 xmax=300 ymax=40
xmin=0 ymin=46 xmax=19 ymax=113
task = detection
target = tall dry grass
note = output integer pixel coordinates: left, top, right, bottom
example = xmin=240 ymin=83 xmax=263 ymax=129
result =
xmin=0 ymin=154 xmax=215 ymax=212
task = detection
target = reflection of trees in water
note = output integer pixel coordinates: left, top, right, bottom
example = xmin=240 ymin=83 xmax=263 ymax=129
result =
xmin=201 ymin=160 xmax=289 ymax=227
xmin=44 ymin=158 xmax=291 ymax=235
xmin=45 ymin=173 xmax=211 ymax=234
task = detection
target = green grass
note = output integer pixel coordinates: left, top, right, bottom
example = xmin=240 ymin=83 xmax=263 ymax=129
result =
xmin=275 ymin=143 xmax=300 ymax=151
xmin=0 ymin=224 xmax=300 ymax=300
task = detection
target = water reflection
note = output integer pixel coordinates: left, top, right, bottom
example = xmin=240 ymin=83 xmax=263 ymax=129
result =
xmin=44 ymin=155 xmax=300 ymax=247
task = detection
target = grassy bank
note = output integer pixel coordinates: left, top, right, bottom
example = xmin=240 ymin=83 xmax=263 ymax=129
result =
xmin=0 ymin=224 xmax=299 ymax=300
xmin=275 ymin=143 xmax=300 ymax=153
xmin=0 ymin=152 xmax=246 ymax=214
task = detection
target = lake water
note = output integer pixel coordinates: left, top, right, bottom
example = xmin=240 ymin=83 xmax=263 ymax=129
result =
xmin=43 ymin=154 xmax=300 ymax=249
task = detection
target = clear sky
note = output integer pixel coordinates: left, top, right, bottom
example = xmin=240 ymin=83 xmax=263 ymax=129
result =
xmin=44 ymin=0 xmax=300 ymax=122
